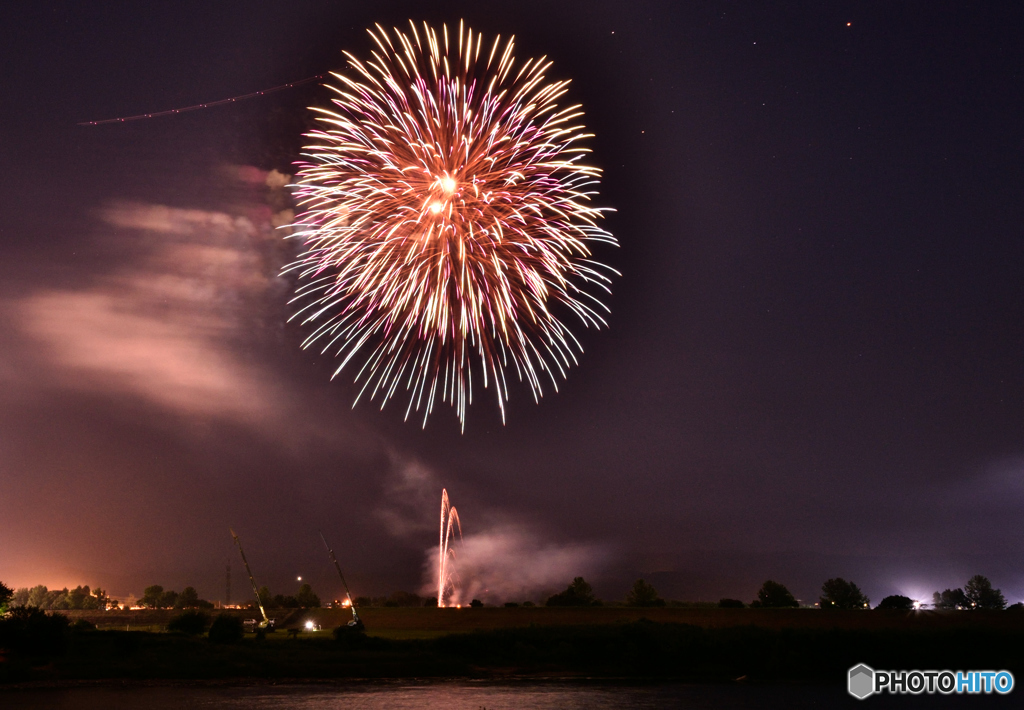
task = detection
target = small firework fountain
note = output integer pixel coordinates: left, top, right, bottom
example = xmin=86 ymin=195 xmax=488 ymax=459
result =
xmin=437 ymin=488 xmax=462 ymax=607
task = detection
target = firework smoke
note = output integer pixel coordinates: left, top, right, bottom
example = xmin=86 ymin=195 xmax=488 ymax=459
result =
xmin=428 ymin=525 xmax=612 ymax=607
xmin=287 ymin=20 xmax=618 ymax=427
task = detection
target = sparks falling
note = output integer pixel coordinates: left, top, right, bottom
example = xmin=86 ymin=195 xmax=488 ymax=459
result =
xmin=286 ymin=20 xmax=618 ymax=427
xmin=437 ymin=488 xmax=461 ymax=607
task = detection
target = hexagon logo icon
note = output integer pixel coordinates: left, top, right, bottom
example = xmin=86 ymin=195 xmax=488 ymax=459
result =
xmin=848 ymin=664 xmax=875 ymax=699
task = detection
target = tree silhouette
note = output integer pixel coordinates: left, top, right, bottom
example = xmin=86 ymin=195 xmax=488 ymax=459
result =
xmin=546 ymin=577 xmax=598 ymax=606
xmin=295 ymin=583 xmax=321 ymax=608
xmin=819 ymin=578 xmax=870 ymax=609
xmin=140 ymin=585 xmax=165 ymax=608
xmin=0 ymin=581 xmax=12 ymax=613
xmin=932 ymin=588 xmax=968 ymax=610
xmin=754 ymin=580 xmax=799 ymax=608
xmin=964 ymin=575 xmax=1006 ymax=610
xmin=158 ymin=589 xmax=179 ymax=609
xmin=626 ymin=579 xmax=665 ymax=607
xmin=876 ymin=595 xmax=915 ymax=610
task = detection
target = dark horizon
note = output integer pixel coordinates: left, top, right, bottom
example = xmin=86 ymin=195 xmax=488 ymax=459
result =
xmin=2 ymin=1 xmax=1023 ymax=609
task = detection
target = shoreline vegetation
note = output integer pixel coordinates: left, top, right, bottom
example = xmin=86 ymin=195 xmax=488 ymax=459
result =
xmin=3 ymin=577 xmax=1021 ymax=686
xmin=36 ymin=604 xmax=1024 ymax=634
xmin=2 ymin=607 xmax=1023 ymax=687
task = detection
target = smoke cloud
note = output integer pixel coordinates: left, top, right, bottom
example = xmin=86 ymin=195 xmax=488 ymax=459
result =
xmin=375 ymin=454 xmax=614 ymax=604
xmin=374 ymin=453 xmax=442 ymax=539
xmin=15 ymin=200 xmax=284 ymax=425
xmin=423 ymin=525 xmax=613 ymax=605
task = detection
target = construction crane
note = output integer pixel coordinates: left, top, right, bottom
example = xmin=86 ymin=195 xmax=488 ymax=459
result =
xmin=230 ymin=529 xmax=274 ymax=630
xmin=320 ymin=530 xmax=363 ymax=630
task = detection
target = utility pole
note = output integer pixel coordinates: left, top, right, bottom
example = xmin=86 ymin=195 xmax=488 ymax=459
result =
xmin=226 ymin=563 xmax=231 ymax=607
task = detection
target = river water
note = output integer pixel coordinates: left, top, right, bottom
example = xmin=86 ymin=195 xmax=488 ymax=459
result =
xmin=0 ymin=681 xmax=1005 ymax=708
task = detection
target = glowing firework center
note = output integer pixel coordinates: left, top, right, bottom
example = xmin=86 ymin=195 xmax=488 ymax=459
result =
xmin=288 ymin=21 xmax=618 ymax=426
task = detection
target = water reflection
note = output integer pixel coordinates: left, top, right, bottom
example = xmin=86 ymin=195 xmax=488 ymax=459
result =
xmin=0 ymin=681 xmax=996 ymax=709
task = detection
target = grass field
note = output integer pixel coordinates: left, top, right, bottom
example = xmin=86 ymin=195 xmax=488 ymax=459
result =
xmin=4 ymin=607 xmax=1023 ymax=685
xmin=3 ymin=617 xmax=1023 ymax=686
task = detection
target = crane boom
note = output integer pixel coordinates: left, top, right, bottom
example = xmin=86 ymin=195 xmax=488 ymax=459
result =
xmin=230 ymin=529 xmax=269 ymax=627
xmin=320 ymin=530 xmax=361 ymax=626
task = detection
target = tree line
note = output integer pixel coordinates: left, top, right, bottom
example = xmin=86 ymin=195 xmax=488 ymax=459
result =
xmin=138 ymin=585 xmax=215 ymax=609
xmin=4 ymin=585 xmax=110 ymax=611
xmin=716 ymin=575 xmax=1015 ymax=611
xmin=462 ymin=574 xmax=1018 ymax=610
xmin=3 ymin=573 xmax=1017 ymax=615
xmin=254 ymin=583 xmax=321 ymax=609
xmin=0 ymin=583 xmax=218 ymax=611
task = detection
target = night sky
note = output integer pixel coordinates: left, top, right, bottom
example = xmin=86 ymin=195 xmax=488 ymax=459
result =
xmin=2 ymin=1 xmax=1023 ymax=608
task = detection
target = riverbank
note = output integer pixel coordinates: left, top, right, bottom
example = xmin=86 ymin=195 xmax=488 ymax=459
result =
xmin=58 ymin=606 xmax=1024 ymax=638
xmin=3 ymin=617 xmax=1022 ymax=686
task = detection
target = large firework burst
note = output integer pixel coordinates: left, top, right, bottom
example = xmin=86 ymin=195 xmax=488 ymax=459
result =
xmin=287 ymin=20 xmax=617 ymax=427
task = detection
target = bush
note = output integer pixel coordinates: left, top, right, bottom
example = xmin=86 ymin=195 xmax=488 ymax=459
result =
xmin=334 ymin=623 xmax=381 ymax=650
xmin=0 ymin=607 xmax=70 ymax=656
xmin=718 ymin=598 xmax=745 ymax=608
xmin=70 ymin=619 xmax=97 ymax=632
xmin=522 ymin=601 xmax=535 ymax=607
xmin=504 ymin=602 xmax=520 ymax=608
xmin=1006 ymin=602 xmax=1023 ymax=612
xmin=333 ymin=624 xmax=364 ymax=642
xmin=207 ymin=613 xmax=244 ymax=644
xmin=168 ymin=610 xmax=211 ymax=635
xmin=876 ymin=595 xmax=915 ymax=611
xmin=423 ymin=596 xmax=438 ymax=607
xmin=470 ymin=599 xmax=483 ymax=608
